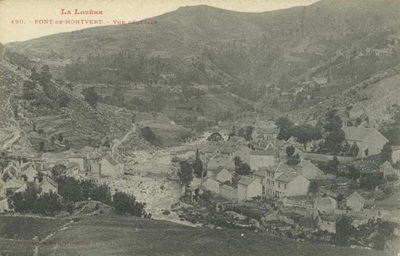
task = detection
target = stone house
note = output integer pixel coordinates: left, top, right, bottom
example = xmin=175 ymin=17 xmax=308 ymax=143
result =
xmin=99 ymin=155 xmax=124 ymax=178
xmin=264 ymin=163 xmax=294 ymax=196
xmin=342 ymin=126 xmax=389 ymax=158
xmin=207 ymin=166 xmax=233 ymax=183
xmin=314 ymin=196 xmax=337 ymax=213
xmin=20 ymin=164 xmax=39 ymax=182
xmin=249 ymin=150 xmax=275 ymax=171
xmin=201 ymin=178 xmax=220 ymax=194
xmin=39 ymin=176 xmax=58 ymax=194
xmin=0 ymin=197 xmax=10 ymax=213
xmin=1 ymin=162 xmax=20 ymax=181
xmin=237 ymin=176 xmax=262 ymax=202
xmin=2 ymin=179 xmax=24 ymax=194
xmin=346 ymin=191 xmax=365 ymax=211
xmin=252 ymin=168 xmax=267 ymax=194
xmin=207 ymin=156 xmax=235 ymax=171
xmin=294 ymin=160 xmax=325 ymax=180
xmin=274 ymin=172 xmax=310 ymax=198
xmin=380 ymin=161 xmax=396 ymax=179
xmin=392 ymin=145 xmax=400 ymax=165
xmin=220 ymin=184 xmax=237 ymax=201
xmin=251 ymin=127 xmax=279 ymax=141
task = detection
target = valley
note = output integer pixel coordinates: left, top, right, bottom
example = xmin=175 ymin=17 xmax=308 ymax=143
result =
xmin=1 ymin=0 xmax=400 ymax=255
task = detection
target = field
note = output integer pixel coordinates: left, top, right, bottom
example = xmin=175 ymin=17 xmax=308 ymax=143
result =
xmin=37 ymin=215 xmax=385 ymax=256
xmin=0 ymin=216 xmax=69 ymax=256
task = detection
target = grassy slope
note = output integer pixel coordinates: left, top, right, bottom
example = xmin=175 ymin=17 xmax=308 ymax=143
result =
xmin=38 ymin=215 xmax=385 ymax=256
xmin=0 ymin=216 xmax=69 ymax=256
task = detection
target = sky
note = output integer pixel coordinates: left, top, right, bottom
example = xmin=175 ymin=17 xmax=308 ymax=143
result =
xmin=0 ymin=0 xmax=318 ymax=44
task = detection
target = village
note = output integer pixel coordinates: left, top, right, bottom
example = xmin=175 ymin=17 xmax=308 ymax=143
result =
xmin=1 ymin=104 xmax=400 ymax=251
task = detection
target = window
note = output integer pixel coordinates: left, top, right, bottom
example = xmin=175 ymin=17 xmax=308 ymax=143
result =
xmin=278 ymin=182 xmax=280 ymax=188
xmin=284 ymin=184 xmax=287 ymax=190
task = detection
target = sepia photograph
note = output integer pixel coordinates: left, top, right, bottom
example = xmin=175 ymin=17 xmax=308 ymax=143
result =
xmin=0 ymin=0 xmax=399 ymax=255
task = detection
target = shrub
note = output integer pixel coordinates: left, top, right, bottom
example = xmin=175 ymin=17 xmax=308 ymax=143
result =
xmin=113 ymin=192 xmax=145 ymax=217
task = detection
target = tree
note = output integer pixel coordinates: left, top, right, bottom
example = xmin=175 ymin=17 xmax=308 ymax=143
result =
xmin=35 ymin=191 xmax=63 ymax=216
xmin=324 ymin=129 xmax=345 ymax=154
xmin=326 ymin=157 xmax=340 ymax=175
xmin=348 ymin=165 xmax=360 ymax=181
xmin=360 ymin=173 xmax=384 ymax=190
xmin=141 ymin=126 xmax=162 ymax=146
xmin=349 ymin=142 xmax=359 ymax=157
xmin=39 ymin=141 xmax=45 ymax=152
xmin=50 ymin=136 xmax=55 ymax=146
xmin=57 ymin=177 xmax=83 ymax=202
xmin=178 ymin=161 xmax=193 ymax=191
xmin=293 ymin=124 xmax=322 ymax=150
xmin=381 ymin=142 xmax=392 ymax=163
xmin=113 ymin=192 xmax=145 ymax=217
xmin=287 ymin=153 xmax=300 ymax=166
xmin=82 ymin=87 xmax=100 ymax=107
xmin=275 ymin=117 xmax=294 ymax=141
xmin=335 ymin=215 xmax=352 ymax=246
xmin=8 ymin=182 xmax=41 ymax=213
xmin=193 ymin=149 xmax=204 ymax=178
xmin=234 ymin=156 xmax=251 ymax=176
xmin=80 ymin=179 xmax=97 ymax=200
xmin=308 ymin=180 xmax=320 ymax=195
xmin=324 ymin=110 xmax=342 ymax=132
xmin=286 ymin=146 xmax=295 ymax=157
xmin=341 ymin=141 xmax=350 ymax=156
xmin=207 ymin=132 xmax=224 ymax=142
xmin=90 ymin=184 xmax=112 ymax=205
xmin=51 ymin=164 xmax=67 ymax=181
xmin=64 ymin=140 xmax=70 ymax=150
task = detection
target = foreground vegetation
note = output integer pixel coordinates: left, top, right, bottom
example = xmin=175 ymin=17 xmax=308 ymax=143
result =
xmin=35 ymin=215 xmax=385 ymax=256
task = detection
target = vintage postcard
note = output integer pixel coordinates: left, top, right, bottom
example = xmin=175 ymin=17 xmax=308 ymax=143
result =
xmin=0 ymin=0 xmax=399 ymax=255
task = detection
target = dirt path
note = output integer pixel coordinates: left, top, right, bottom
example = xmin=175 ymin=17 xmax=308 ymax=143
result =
xmin=112 ymin=123 xmax=137 ymax=158
xmin=2 ymin=94 xmax=21 ymax=151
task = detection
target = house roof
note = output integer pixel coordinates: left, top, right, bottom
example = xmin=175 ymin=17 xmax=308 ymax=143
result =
xmin=250 ymin=150 xmax=274 ymax=156
xmin=275 ymin=172 xmax=299 ymax=183
xmin=103 ymin=155 xmax=119 ymax=166
xmin=3 ymin=179 xmax=24 ymax=189
xmin=210 ymin=166 xmax=230 ymax=176
xmin=201 ymin=177 xmax=219 ymax=184
xmin=266 ymin=163 xmax=294 ymax=173
xmin=65 ymin=162 xmax=80 ymax=170
xmin=342 ymin=126 xmax=378 ymax=142
xmin=253 ymin=169 xmax=265 ymax=177
xmin=346 ymin=191 xmax=365 ymax=202
xmin=238 ymin=176 xmax=257 ymax=186
xmin=40 ymin=176 xmax=58 ymax=189
xmin=220 ymin=184 xmax=237 ymax=192
xmin=20 ymin=163 xmax=32 ymax=172
xmin=375 ymin=191 xmax=400 ymax=209
xmin=207 ymin=157 xmax=235 ymax=170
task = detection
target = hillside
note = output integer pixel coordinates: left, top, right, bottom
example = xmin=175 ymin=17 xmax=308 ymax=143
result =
xmin=0 ymin=47 xmax=137 ymax=153
xmin=6 ymin=0 xmax=400 ymax=113
xmin=36 ymin=215 xmax=384 ymax=256
xmin=2 ymin=0 xmax=400 ymax=152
